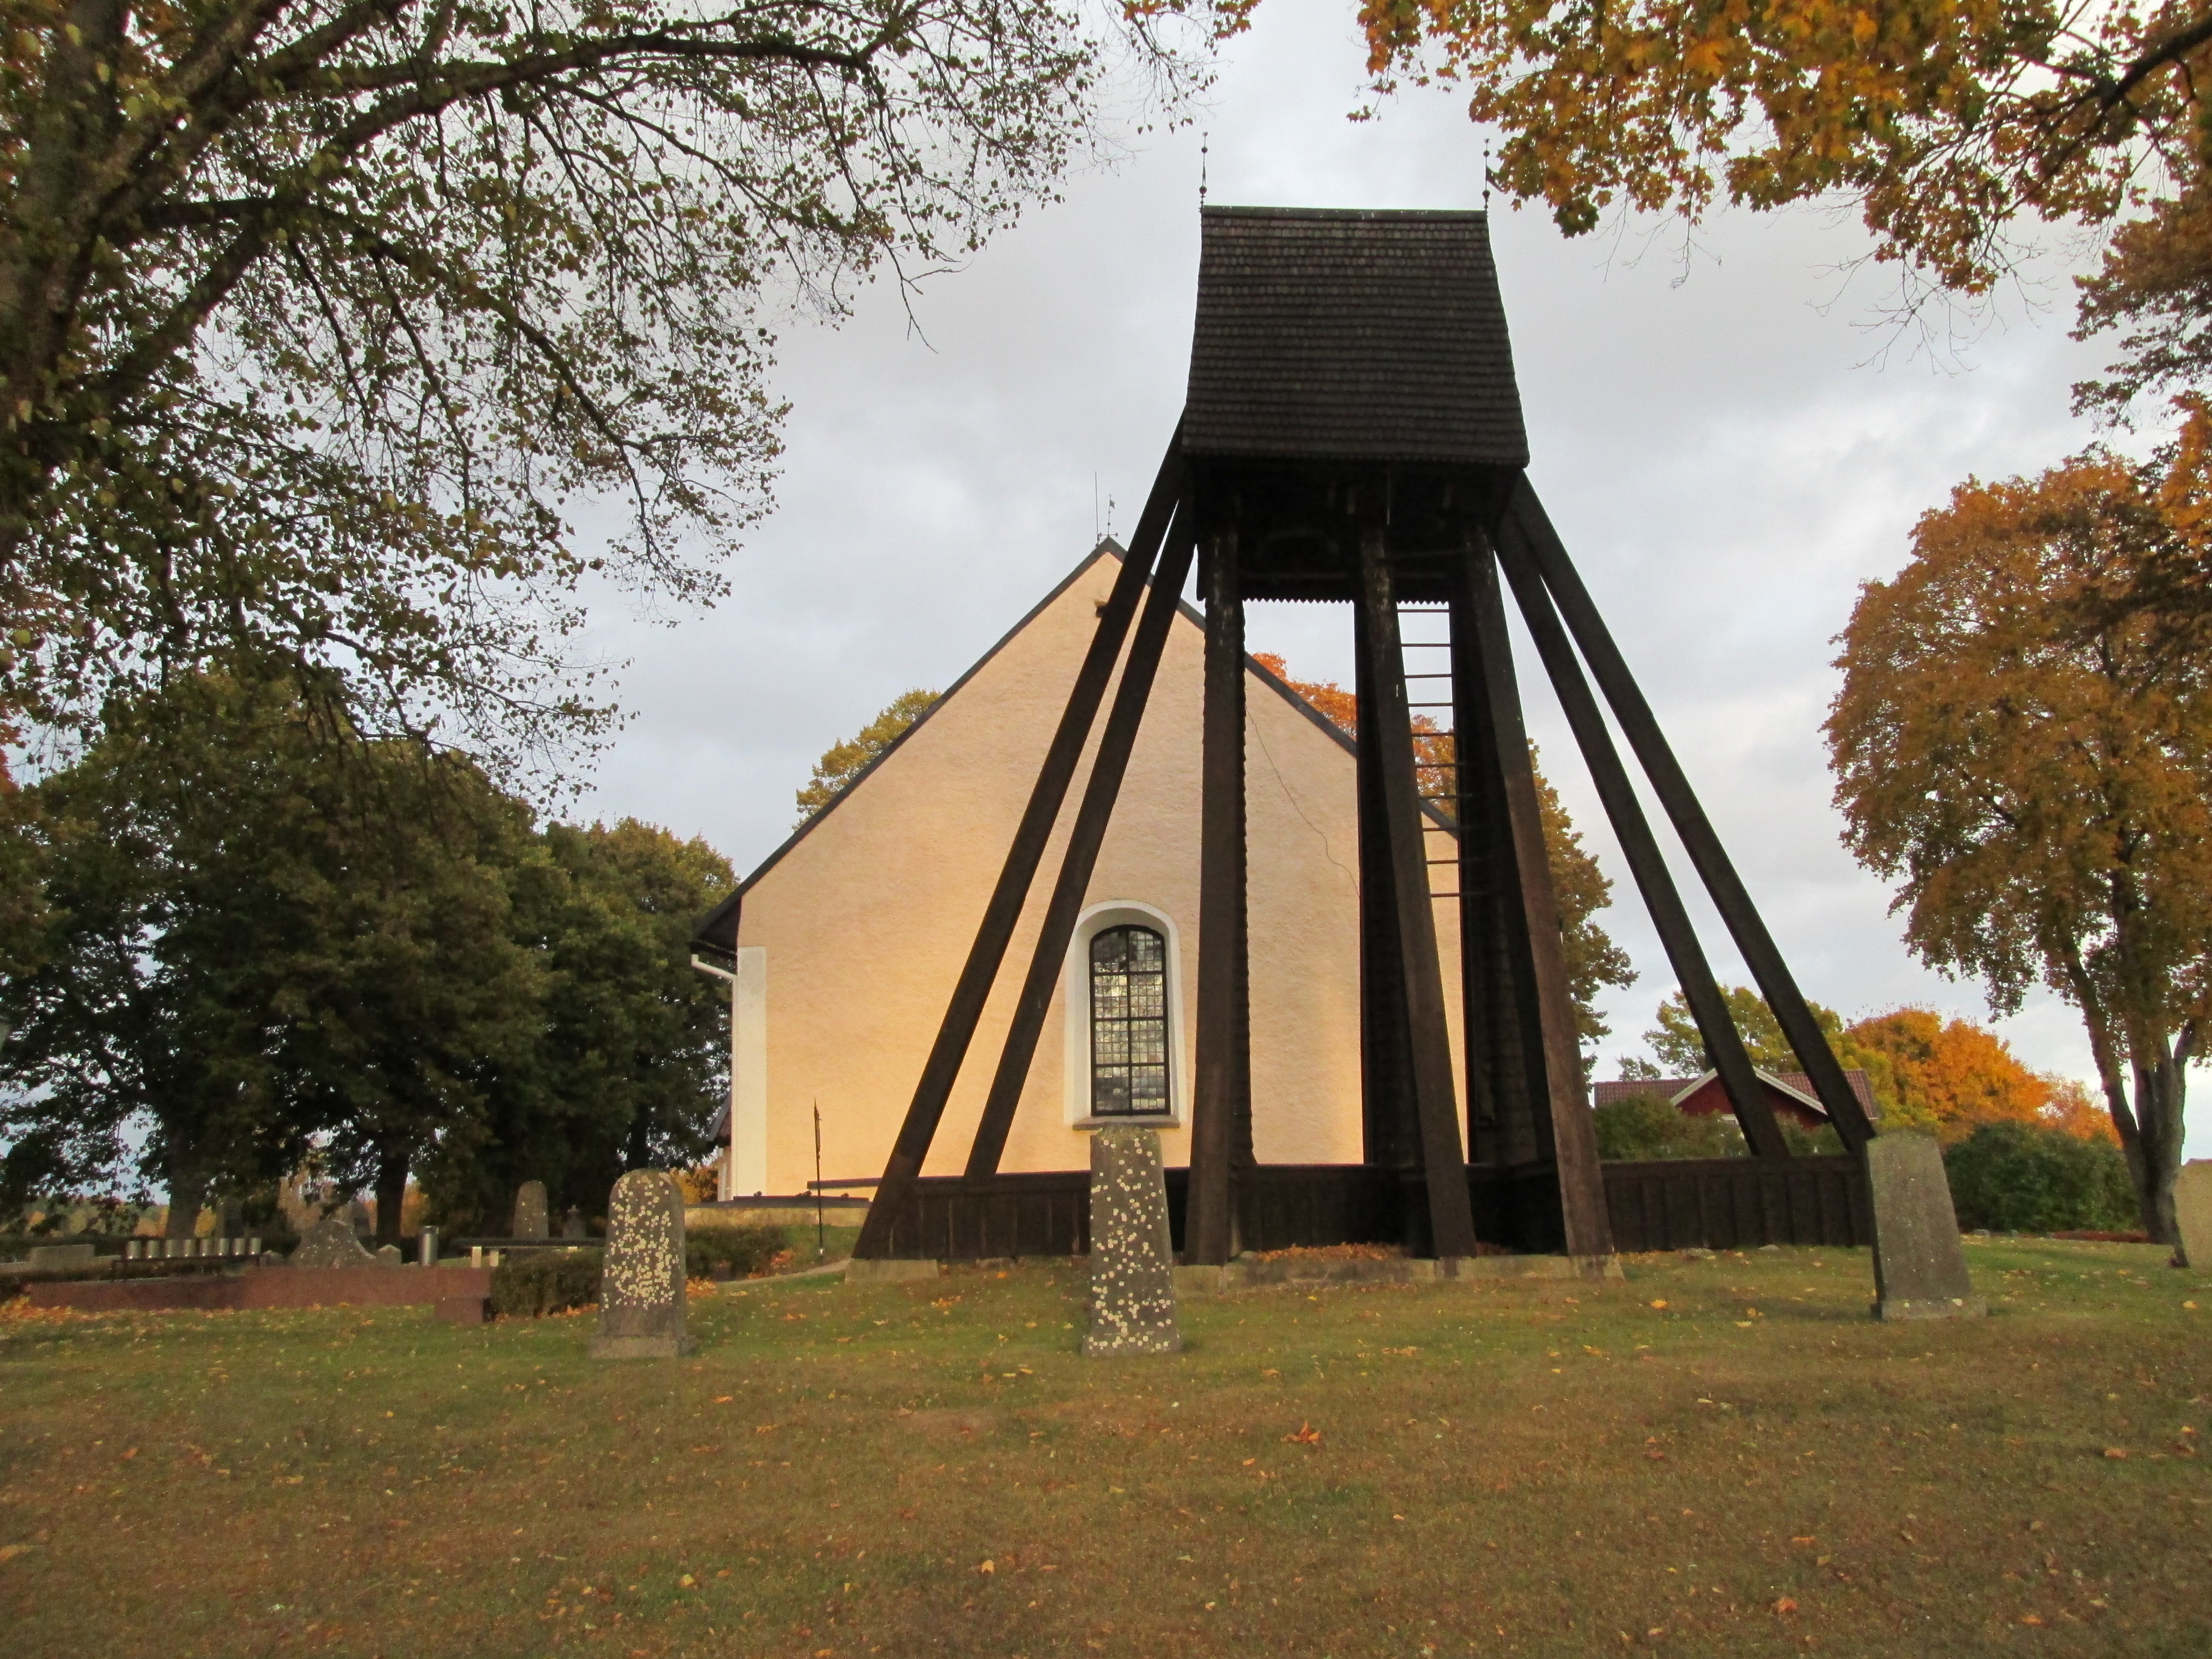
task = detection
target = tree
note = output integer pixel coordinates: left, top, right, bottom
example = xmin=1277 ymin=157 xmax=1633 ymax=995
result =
xmin=257 ymin=739 xmax=542 ymax=1245
xmin=0 ymin=0 xmax=1213 ymax=757
xmin=1643 ymin=983 xmax=1834 ymax=1077
xmin=794 ymin=688 xmax=937 ymax=823
xmin=1353 ymin=0 xmax=2210 ymax=294
xmin=1826 ymin=455 xmax=2212 ymax=1242
xmin=430 ymin=817 xmax=733 ymax=1231
xmin=1846 ymin=1007 xmax=2063 ymax=1144
xmin=1254 ymin=651 xmax=1635 ymax=1051
xmin=0 ymin=672 xmax=504 ymax=1233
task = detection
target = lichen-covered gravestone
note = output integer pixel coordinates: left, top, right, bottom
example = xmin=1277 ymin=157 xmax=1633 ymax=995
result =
xmin=2173 ymin=1161 xmax=2212 ymax=1270
xmin=1084 ymin=1125 xmax=1181 ymax=1357
xmin=513 ymin=1180 xmax=550 ymax=1240
xmin=292 ymin=1213 xmax=377 ymax=1269
xmin=590 ymin=1171 xmax=693 ymax=1359
xmin=1867 ymin=1133 xmax=1987 ymax=1320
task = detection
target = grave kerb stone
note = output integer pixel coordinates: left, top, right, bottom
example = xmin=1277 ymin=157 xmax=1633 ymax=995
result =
xmin=1082 ymin=1124 xmax=1182 ymax=1358
xmin=2172 ymin=1161 xmax=2212 ymax=1270
xmin=1867 ymin=1132 xmax=1988 ymax=1320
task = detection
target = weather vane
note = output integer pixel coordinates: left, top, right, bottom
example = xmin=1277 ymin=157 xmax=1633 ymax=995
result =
xmin=1200 ymin=132 xmax=1209 ymax=205
xmin=1482 ymin=137 xmax=1492 ymax=211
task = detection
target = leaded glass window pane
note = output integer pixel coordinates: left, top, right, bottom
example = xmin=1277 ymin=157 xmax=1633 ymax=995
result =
xmin=1089 ymin=923 xmax=1171 ymax=1118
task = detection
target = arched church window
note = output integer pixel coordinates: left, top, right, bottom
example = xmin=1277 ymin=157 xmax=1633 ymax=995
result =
xmin=1089 ymin=925 xmax=1170 ymax=1117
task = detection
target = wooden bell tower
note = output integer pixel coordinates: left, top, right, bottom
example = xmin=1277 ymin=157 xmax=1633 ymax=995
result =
xmin=846 ymin=206 xmax=1877 ymax=1269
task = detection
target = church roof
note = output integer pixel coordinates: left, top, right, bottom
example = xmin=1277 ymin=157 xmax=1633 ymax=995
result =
xmin=1183 ymin=206 xmax=1529 ymax=469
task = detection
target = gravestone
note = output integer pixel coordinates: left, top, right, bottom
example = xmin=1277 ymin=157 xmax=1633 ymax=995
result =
xmin=561 ymin=1205 xmax=587 ymax=1240
xmin=292 ymin=1213 xmax=378 ymax=1269
xmin=1083 ymin=1125 xmax=1181 ymax=1357
xmin=25 ymin=1242 xmax=96 ymax=1271
xmin=2174 ymin=1161 xmax=2212 ymax=1269
xmin=375 ymin=1243 xmax=402 ymax=1267
xmin=590 ymin=1170 xmax=693 ymax=1359
xmin=1867 ymin=1133 xmax=1986 ymax=1320
xmin=513 ymin=1180 xmax=550 ymax=1240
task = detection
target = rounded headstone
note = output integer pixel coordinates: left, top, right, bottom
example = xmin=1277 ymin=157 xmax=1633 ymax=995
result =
xmin=513 ymin=1180 xmax=550 ymax=1240
xmin=591 ymin=1171 xmax=693 ymax=1359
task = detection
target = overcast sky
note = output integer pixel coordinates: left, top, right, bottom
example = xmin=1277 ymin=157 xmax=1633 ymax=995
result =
xmin=566 ymin=0 xmax=2200 ymax=1143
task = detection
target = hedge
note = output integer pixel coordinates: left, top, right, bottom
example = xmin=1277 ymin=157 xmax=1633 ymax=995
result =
xmin=687 ymin=1224 xmax=788 ymax=1280
xmin=1943 ymin=1122 xmax=2138 ymax=1234
xmin=488 ymin=1248 xmax=602 ymax=1317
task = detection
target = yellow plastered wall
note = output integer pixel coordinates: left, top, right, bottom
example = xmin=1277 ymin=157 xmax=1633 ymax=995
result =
xmin=733 ymin=548 xmax=1465 ymax=1190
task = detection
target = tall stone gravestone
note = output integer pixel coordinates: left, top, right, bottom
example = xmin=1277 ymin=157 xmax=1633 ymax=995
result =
xmin=1084 ymin=1125 xmax=1181 ymax=1357
xmin=292 ymin=1213 xmax=378 ymax=1268
xmin=1867 ymin=1133 xmax=1986 ymax=1320
xmin=514 ymin=1180 xmax=550 ymax=1240
xmin=590 ymin=1171 xmax=693 ymax=1359
xmin=2173 ymin=1160 xmax=2212 ymax=1270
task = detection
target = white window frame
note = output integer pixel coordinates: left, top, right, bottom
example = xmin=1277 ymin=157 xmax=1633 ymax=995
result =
xmin=1063 ymin=900 xmax=1186 ymax=1129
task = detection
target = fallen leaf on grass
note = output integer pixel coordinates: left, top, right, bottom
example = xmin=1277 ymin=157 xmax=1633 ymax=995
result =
xmin=978 ymin=1560 xmax=995 ymax=1574
xmin=1772 ymin=1598 xmax=1798 ymax=1615
xmin=1648 ymin=1300 xmax=1668 ymax=1310
xmin=0 ymin=1545 xmax=30 ymax=1564
xmin=1285 ymin=1423 xmax=1323 ymax=1446
xmin=1791 ymin=1536 xmax=1816 ymax=1545
xmin=677 ymin=1574 xmax=696 ymax=1589
xmin=711 ymin=1396 xmax=732 ymax=1405
xmin=2103 ymin=1447 xmax=2129 ymax=1460
xmin=2020 ymin=1615 xmax=2044 ymax=1626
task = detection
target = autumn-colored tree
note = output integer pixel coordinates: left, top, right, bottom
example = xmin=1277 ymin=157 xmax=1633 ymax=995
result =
xmin=1354 ymin=0 xmax=2211 ymax=294
xmin=0 ymin=0 xmax=1215 ymax=760
xmin=1254 ymin=651 xmax=1634 ymax=1051
xmin=1846 ymin=1008 xmax=2065 ymax=1144
xmin=1827 ymin=449 xmax=2212 ymax=1242
xmin=793 ymin=689 xmax=939 ymax=824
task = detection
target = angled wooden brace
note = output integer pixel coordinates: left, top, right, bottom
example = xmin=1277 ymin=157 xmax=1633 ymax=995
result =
xmin=1502 ymin=478 xmax=1877 ymax=1154
xmin=853 ymin=438 xmax=1188 ymax=1260
xmin=1491 ymin=514 xmax=1793 ymax=1159
xmin=963 ymin=506 xmax=1199 ymax=1177
xmin=1461 ymin=534 xmax=1615 ymax=1259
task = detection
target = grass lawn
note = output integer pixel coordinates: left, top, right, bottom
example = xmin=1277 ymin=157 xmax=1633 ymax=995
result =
xmin=3 ymin=1238 xmax=2209 ymax=1658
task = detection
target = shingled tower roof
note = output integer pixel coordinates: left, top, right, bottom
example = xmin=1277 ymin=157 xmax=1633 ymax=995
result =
xmin=1183 ymin=206 xmax=1528 ymax=469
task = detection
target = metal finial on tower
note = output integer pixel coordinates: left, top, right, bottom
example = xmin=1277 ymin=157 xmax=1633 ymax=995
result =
xmin=1200 ymin=132 xmax=1209 ymax=205
xmin=1482 ymin=137 xmax=1492 ymax=211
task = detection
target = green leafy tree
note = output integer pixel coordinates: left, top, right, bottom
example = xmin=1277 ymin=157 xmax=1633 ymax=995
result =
xmin=259 ymin=744 xmax=542 ymax=1246
xmin=0 ymin=674 xmax=355 ymax=1229
xmin=428 ymin=817 xmax=733 ymax=1231
xmin=794 ymin=688 xmax=938 ymax=823
xmin=0 ymin=0 xmax=1214 ymax=757
xmin=1644 ymin=984 xmax=1840 ymax=1077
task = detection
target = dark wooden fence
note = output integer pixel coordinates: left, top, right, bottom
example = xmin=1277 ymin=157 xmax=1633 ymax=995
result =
xmin=1601 ymin=1154 xmax=1872 ymax=1251
xmin=863 ymin=1155 xmax=1872 ymax=1261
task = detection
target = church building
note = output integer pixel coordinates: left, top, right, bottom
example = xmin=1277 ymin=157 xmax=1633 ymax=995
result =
xmin=692 ymin=540 xmax=1464 ymax=1198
